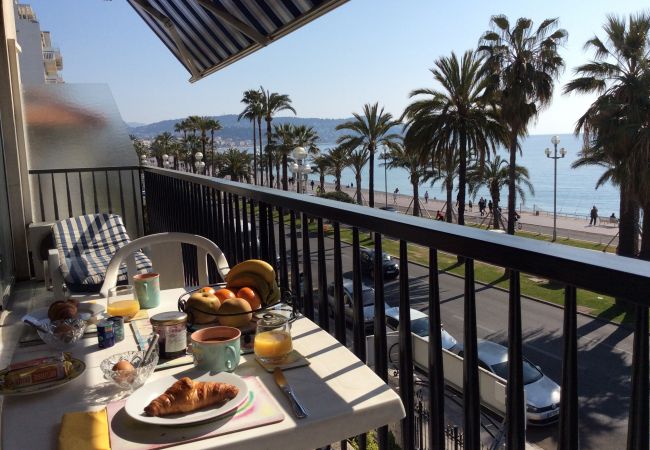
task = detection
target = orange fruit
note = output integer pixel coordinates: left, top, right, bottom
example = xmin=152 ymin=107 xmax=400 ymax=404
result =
xmin=199 ymin=286 xmax=216 ymax=295
xmin=237 ymin=287 xmax=262 ymax=310
xmin=215 ymin=288 xmax=236 ymax=301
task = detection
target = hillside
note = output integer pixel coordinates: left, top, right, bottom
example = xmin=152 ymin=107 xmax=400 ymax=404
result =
xmin=127 ymin=115 xmax=353 ymax=143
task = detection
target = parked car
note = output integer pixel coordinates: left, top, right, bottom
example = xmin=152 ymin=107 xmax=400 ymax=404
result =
xmin=360 ymin=249 xmax=399 ymax=279
xmin=461 ymin=339 xmax=561 ymax=425
xmin=326 ymin=279 xmax=389 ymax=333
xmin=384 ymin=307 xmax=460 ymax=353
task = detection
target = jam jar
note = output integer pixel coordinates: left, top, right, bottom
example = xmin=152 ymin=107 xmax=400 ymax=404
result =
xmin=150 ymin=311 xmax=188 ymax=359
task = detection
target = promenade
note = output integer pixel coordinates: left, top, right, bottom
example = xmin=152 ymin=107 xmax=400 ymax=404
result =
xmin=305 ymin=181 xmax=622 ymax=246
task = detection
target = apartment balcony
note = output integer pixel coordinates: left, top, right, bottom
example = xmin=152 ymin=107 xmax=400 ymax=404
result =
xmin=19 ymin=164 xmax=650 ymax=450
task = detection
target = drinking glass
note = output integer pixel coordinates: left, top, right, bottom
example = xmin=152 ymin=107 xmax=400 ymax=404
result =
xmin=107 ymin=285 xmax=140 ymax=321
xmin=254 ymin=313 xmax=292 ymax=364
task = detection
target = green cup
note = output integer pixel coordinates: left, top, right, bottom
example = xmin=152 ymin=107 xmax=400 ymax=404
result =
xmin=133 ymin=273 xmax=160 ymax=309
xmin=190 ymin=326 xmax=241 ymax=372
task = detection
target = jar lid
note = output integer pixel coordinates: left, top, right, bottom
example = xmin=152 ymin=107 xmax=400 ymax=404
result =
xmin=151 ymin=311 xmax=187 ymax=325
xmin=258 ymin=312 xmax=288 ymax=327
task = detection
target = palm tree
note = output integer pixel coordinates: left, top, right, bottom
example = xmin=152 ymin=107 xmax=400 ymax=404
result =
xmin=312 ymin=154 xmax=330 ymax=192
xmin=403 ymin=50 xmax=505 ymax=225
xmin=293 ymin=125 xmax=320 ymax=155
xmin=180 ymin=134 xmax=200 ymax=171
xmin=479 ymin=16 xmax=567 ymax=234
xmin=468 ymin=155 xmax=534 ymax=229
xmin=323 ymin=145 xmax=350 ymax=191
xmin=187 ymin=116 xmax=221 ymax=174
xmin=129 ymin=134 xmax=148 ymax=160
xmin=347 ymin=147 xmax=369 ymax=205
xmin=260 ymin=87 xmax=296 ymax=189
xmin=218 ymin=148 xmax=252 ymax=183
xmin=272 ymin=123 xmax=296 ymax=189
xmin=150 ymin=132 xmax=177 ymax=167
xmin=238 ymin=90 xmax=263 ymax=184
xmin=428 ymin=146 xmax=459 ymax=222
xmin=174 ymin=118 xmax=192 ymax=169
xmin=385 ymin=141 xmax=430 ymax=217
xmin=207 ymin=118 xmax=222 ymax=175
xmin=337 ymin=103 xmax=400 ymax=208
xmin=564 ymin=13 xmax=650 ymax=260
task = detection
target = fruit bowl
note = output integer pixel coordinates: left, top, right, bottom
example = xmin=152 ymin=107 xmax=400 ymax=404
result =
xmin=100 ymin=350 xmax=159 ymax=391
xmin=37 ymin=318 xmax=86 ymax=350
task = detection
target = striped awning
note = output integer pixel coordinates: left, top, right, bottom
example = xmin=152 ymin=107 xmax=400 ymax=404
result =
xmin=128 ymin=0 xmax=348 ymax=82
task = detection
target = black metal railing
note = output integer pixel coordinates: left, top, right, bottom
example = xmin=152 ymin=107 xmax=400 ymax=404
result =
xmin=143 ymin=166 xmax=650 ymax=450
xmin=28 ymin=166 xmax=144 ymax=236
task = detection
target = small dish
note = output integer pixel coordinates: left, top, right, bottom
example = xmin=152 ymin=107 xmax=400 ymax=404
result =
xmin=0 ymin=358 xmax=86 ymax=396
xmin=100 ymin=350 xmax=159 ymax=391
xmin=37 ymin=319 xmax=86 ymax=350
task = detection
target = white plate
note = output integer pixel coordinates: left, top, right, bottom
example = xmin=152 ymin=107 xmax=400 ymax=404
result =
xmin=0 ymin=358 xmax=86 ymax=396
xmin=124 ymin=371 xmax=249 ymax=426
xmin=23 ymin=302 xmax=105 ymax=323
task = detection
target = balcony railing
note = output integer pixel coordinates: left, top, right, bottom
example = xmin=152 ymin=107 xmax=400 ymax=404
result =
xmin=140 ymin=166 xmax=649 ymax=450
xmin=26 ymin=165 xmax=649 ymax=448
xmin=28 ymin=166 xmax=144 ymax=237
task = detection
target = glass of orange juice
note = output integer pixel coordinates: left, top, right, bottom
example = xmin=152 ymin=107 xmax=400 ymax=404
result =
xmin=254 ymin=313 xmax=292 ymax=364
xmin=107 ymin=285 xmax=140 ymax=321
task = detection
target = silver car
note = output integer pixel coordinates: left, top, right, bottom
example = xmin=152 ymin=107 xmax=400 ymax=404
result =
xmin=384 ymin=307 xmax=460 ymax=352
xmin=327 ymin=279 xmax=390 ymax=333
xmin=475 ymin=339 xmax=561 ymax=425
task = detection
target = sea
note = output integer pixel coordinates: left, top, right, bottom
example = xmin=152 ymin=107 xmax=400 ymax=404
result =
xmin=307 ymin=134 xmax=620 ymax=218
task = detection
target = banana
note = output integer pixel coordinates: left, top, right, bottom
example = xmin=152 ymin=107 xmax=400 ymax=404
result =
xmin=226 ymin=271 xmax=271 ymax=299
xmin=266 ymin=283 xmax=281 ymax=306
xmin=225 ymin=259 xmax=275 ymax=285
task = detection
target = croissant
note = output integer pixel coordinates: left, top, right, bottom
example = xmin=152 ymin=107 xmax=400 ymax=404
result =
xmin=144 ymin=377 xmax=239 ymax=417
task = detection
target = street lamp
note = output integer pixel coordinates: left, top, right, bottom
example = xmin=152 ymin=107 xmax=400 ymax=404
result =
xmin=140 ymin=153 xmax=148 ymax=166
xmin=194 ymin=152 xmax=205 ymax=174
xmin=381 ymin=147 xmax=389 ymax=208
xmin=545 ymin=135 xmax=566 ymax=242
xmin=162 ymin=154 xmax=170 ymax=169
xmin=292 ymin=147 xmax=309 ymax=193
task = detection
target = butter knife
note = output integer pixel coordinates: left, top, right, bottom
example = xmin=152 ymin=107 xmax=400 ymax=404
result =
xmin=273 ymin=367 xmax=308 ymax=419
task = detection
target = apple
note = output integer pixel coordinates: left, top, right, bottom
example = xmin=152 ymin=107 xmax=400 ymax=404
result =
xmin=187 ymin=292 xmax=221 ymax=324
xmin=217 ymin=298 xmax=252 ymax=328
xmin=199 ymin=286 xmax=216 ymax=295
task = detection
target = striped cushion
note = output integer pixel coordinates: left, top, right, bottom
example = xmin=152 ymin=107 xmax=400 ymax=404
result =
xmin=53 ymin=214 xmax=152 ymax=292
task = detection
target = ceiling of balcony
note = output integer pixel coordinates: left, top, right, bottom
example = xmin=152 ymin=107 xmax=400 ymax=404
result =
xmin=127 ymin=0 xmax=348 ymax=82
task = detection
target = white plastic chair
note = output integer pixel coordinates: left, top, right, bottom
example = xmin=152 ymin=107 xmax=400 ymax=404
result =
xmin=99 ymin=232 xmax=230 ymax=298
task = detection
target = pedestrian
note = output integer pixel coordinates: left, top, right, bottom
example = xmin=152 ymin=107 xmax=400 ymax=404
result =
xmin=436 ymin=210 xmax=445 ymax=221
xmin=590 ymin=205 xmax=598 ymax=226
xmin=468 ymin=200 xmax=473 ymax=212
xmin=488 ymin=200 xmax=493 ymax=213
xmin=393 ymin=187 xmax=399 ymax=204
xmin=455 ymin=192 xmax=460 ymax=207
xmin=351 ymin=181 xmax=354 ymax=188
xmin=479 ymin=197 xmax=485 ymax=216
xmin=310 ymin=180 xmax=315 ymax=190
xmin=424 ymin=191 xmax=429 ymax=204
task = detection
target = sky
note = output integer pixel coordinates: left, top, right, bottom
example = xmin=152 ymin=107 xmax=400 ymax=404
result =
xmin=22 ymin=0 xmax=650 ymax=133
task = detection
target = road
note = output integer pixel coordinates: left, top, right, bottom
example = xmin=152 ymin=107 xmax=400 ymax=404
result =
xmin=276 ymin=228 xmax=633 ymax=450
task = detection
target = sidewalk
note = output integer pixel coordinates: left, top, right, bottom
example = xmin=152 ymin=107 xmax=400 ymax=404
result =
xmin=311 ymin=182 xmax=620 ymax=245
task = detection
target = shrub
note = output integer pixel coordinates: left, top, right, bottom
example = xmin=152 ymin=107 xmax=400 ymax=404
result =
xmin=319 ymin=190 xmax=354 ymax=204
xmin=349 ymin=431 xmax=400 ymax=450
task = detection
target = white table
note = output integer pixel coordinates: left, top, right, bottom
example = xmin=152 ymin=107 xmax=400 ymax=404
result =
xmin=2 ymin=288 xmax=405 ymax=449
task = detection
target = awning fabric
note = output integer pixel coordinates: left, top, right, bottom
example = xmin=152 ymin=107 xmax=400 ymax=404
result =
xmin=128 ymin=0 xmax=348 ymax=82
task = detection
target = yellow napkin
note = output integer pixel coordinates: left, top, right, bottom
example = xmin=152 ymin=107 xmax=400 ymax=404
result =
xmin=58 ymin=409 xmax=110 ymax=450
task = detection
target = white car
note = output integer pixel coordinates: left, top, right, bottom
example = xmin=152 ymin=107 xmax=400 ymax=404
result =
xmin=384 ymin=307 xmax=460 ymax=352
